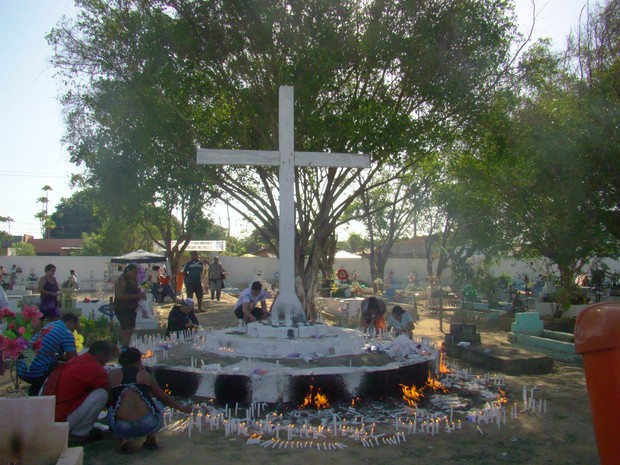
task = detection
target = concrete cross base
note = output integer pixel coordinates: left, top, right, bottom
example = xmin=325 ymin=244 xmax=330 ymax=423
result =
xmin=205 ymin=322 xmax=365 ymax=358
xmin=150 ymin=347 xmax=438 ymax=405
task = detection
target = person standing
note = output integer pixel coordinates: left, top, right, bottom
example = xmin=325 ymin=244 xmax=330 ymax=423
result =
xmin=50 ymin=341 xmax=112 ymax=442
xmin=114 ymin=264 xmax=146 ymax=348
xmin=183 ymin=251 xmax=204 ymax=311
xmin=207 ymin=256 xmax=225 ymax=301
xmin=17 ymin=313 xmax=80 ymax=396
xmin=38 ymin=264 xmax=61 ymax=322
xmin=0 ymin=265 xmax=10 ymax=290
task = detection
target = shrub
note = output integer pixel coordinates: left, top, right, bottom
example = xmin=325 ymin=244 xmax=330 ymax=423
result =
xmin=79 ymin=315 xmax=121 ymax=347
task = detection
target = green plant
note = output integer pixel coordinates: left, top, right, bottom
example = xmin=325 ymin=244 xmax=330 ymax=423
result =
xmin=79 ymin=315 xmax=121 ymax=347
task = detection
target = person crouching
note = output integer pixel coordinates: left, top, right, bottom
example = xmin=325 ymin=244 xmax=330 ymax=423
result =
xmin=233 ymin=281 xmax=270 ymax=323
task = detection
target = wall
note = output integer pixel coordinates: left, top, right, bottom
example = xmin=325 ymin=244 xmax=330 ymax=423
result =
xmin=1 ymin=255 xmax=617 ymax=294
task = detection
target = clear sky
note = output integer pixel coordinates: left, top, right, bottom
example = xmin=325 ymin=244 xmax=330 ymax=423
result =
xmin=0 ymin=0 xmax=590 ymax=239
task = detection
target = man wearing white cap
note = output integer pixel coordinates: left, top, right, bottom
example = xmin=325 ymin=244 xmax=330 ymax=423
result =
xmin=166 ymin=298 xmax=199 ymax=337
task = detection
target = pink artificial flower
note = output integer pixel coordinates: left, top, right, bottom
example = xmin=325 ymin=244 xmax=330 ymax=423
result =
xmin=0 ymin=308 xmax=15 ymax=319
xmin=17 ymin=326 xmax=26 ymax=335
xmin=9 ymin=323 xmax=15 ymax=330
xmin=21 ymin=305 xmax=43 ymax=322
xmin=1 ymin=336 xmax=28 ymax=359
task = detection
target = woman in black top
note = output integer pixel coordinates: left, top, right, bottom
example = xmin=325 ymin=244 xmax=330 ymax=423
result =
xmin=107 ymin=348 xmax=192 ymax=453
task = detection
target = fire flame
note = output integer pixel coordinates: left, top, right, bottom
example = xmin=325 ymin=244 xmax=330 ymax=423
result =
xmin=425 ymin=372 xmax=448 ymax=393
xmin=400 ymin=383 xmax=424 ymax=407
xmin=163 ymin=383 xmax=172 ymax=395
xmin=143 ymin=349 xmax=154 ymax=359
xmin=351 ymin=396 xmax=361 ymax=408
xmin=299 ymin=385 xmax=330 ymax=409
xmin=496 ymin=388 xmax=508 ymax=406
xmin=438 ymin=348 xmax=451 ymax=375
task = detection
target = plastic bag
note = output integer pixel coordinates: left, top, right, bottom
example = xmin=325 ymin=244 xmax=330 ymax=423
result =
xmin=137 ymin=299 xmax=153 ymax=319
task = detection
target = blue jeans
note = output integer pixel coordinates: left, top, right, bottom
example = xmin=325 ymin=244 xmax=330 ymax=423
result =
xmin=108 ymin=410 xmax=163 ymax=439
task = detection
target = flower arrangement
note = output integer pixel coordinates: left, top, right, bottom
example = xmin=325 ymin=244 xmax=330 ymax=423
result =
xmin=0 ymin=305 xmax=43 ymax=364
xmin=336 ymin=267 xmax=349 ymax=282
xmin=330 ymin=282 xmax=351 ymax=298
xmin=137 ymin=265 xmax=151 ymax=292
xmin=373 ymin=277 xmax=384 ymax=295
xmin=74 ymin=330 xmax=84 ymax=352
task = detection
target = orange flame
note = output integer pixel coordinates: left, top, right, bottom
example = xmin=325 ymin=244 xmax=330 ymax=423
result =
xmin=143 ymin=349 xmax=154 ymax=359
xmin=497 ymin=388 xmax=508 ymax=406
xmin=299 ymin=385 xmax=330 ymax=409
xmin=163 ymin=383 xmax=172 ymax=395
xmin=400 ymin=383 xmax=424 ymax=407
xmin=425 ymin=372 xmax=448 ymax=393
xmin=438 ymin=349 xmax=451 ymax=375
xmin=351 ymin=396 xmax=361 ymax=408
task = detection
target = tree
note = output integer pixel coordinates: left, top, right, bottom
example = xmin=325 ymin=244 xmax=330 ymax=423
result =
xmin=80 ymin=219 xmax=153 ymax=256
xmin=35 ymin=185 xmax=55 ymax=239
xmin=0 ymin=216 xmax=13 ymax=242
xmin=49 ymin=190 xmax=102 ymax=238
xmin=443 ymin=35 xmax=620 ymax=316
xmin=11 ymin=242 xmax=36 ymax=256
xmin=50 ymin=0 xmax=518 ymax=318
xmin=347 ymin=165 xmax=431 ymax=291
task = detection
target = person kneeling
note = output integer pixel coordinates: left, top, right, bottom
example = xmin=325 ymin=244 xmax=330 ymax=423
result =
xmin=107 ymin=347 xmax=192 ymax=454
xmin=233 ymin=281 xmax=270 ymax=323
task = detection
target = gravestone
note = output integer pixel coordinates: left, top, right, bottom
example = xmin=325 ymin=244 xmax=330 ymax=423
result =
xmin=445 ymin=323 xmax=481 ymax=346
xmin=0 ymin=396 xmax=83 ymax=465
xmin=197 ymin=86 xmax=370 ymax=325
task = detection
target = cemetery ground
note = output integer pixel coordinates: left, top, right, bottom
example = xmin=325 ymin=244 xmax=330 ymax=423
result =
xmin=0 ymin=295 xmax=599 ymax=464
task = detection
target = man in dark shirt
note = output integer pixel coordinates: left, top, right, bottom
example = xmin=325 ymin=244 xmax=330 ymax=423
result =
xmin=183 ymin=251 xmax=204 ymax=311
xmin=167 ymin=298 xmax=200 ymax=337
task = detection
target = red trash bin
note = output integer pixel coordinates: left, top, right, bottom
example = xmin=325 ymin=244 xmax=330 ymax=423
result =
xmin=574 ymin=303 xmax=620 ymax=465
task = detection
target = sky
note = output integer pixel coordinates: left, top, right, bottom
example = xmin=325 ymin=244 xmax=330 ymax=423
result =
xmin=0 ymin=0 xmax=590 ymax=239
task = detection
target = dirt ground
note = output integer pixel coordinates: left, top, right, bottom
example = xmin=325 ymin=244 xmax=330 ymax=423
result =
xmin=0 ymin=295 xmax=600 ymax=465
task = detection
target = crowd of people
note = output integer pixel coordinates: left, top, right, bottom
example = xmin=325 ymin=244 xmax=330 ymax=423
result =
xmin=7 ymin=254 xmax=416 ymax=454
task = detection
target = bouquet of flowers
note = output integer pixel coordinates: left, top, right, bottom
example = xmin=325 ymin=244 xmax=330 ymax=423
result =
xmin=137 ymin=265 xmax=151 ymax=292
xmin=0 ymin=305 xmax=43 ymax=365
xmin=336 ymin=267 xmax=349 ymax=282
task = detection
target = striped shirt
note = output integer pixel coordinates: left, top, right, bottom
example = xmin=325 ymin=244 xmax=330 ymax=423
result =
xmin=17 ymin=320 xmax=76 ymax=378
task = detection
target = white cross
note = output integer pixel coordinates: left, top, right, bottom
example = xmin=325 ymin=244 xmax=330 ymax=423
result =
xmin=197 ymin=86 xmax=370 ymax=326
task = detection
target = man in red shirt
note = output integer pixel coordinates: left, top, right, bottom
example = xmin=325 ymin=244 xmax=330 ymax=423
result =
xmin=53 ymin=340 xmax=112 ymax=441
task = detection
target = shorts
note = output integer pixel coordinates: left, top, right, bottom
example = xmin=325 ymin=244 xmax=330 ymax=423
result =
xmin=108 ymin=411 xmax=163 ymax=439
xmin=185 ymin=281 xmax=203 ymax=299
xmin=234 ymin=305 xmax=266 ymax=320
xmin=114 ymin=307 xmax=138 ymax=330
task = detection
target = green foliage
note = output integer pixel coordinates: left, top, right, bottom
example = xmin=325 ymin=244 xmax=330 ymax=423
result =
xmin=79 ymin=315 xmax=121 ymax=347
xmin=80 ymin=220 xmax=153 ymax=256
xmin=11 ymin=242 xmax=36 ymax=256
xmin=48 ymin=0 xmax=519 ymax=317
xmin=50 ymin=190 xmax=102 ymax=239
